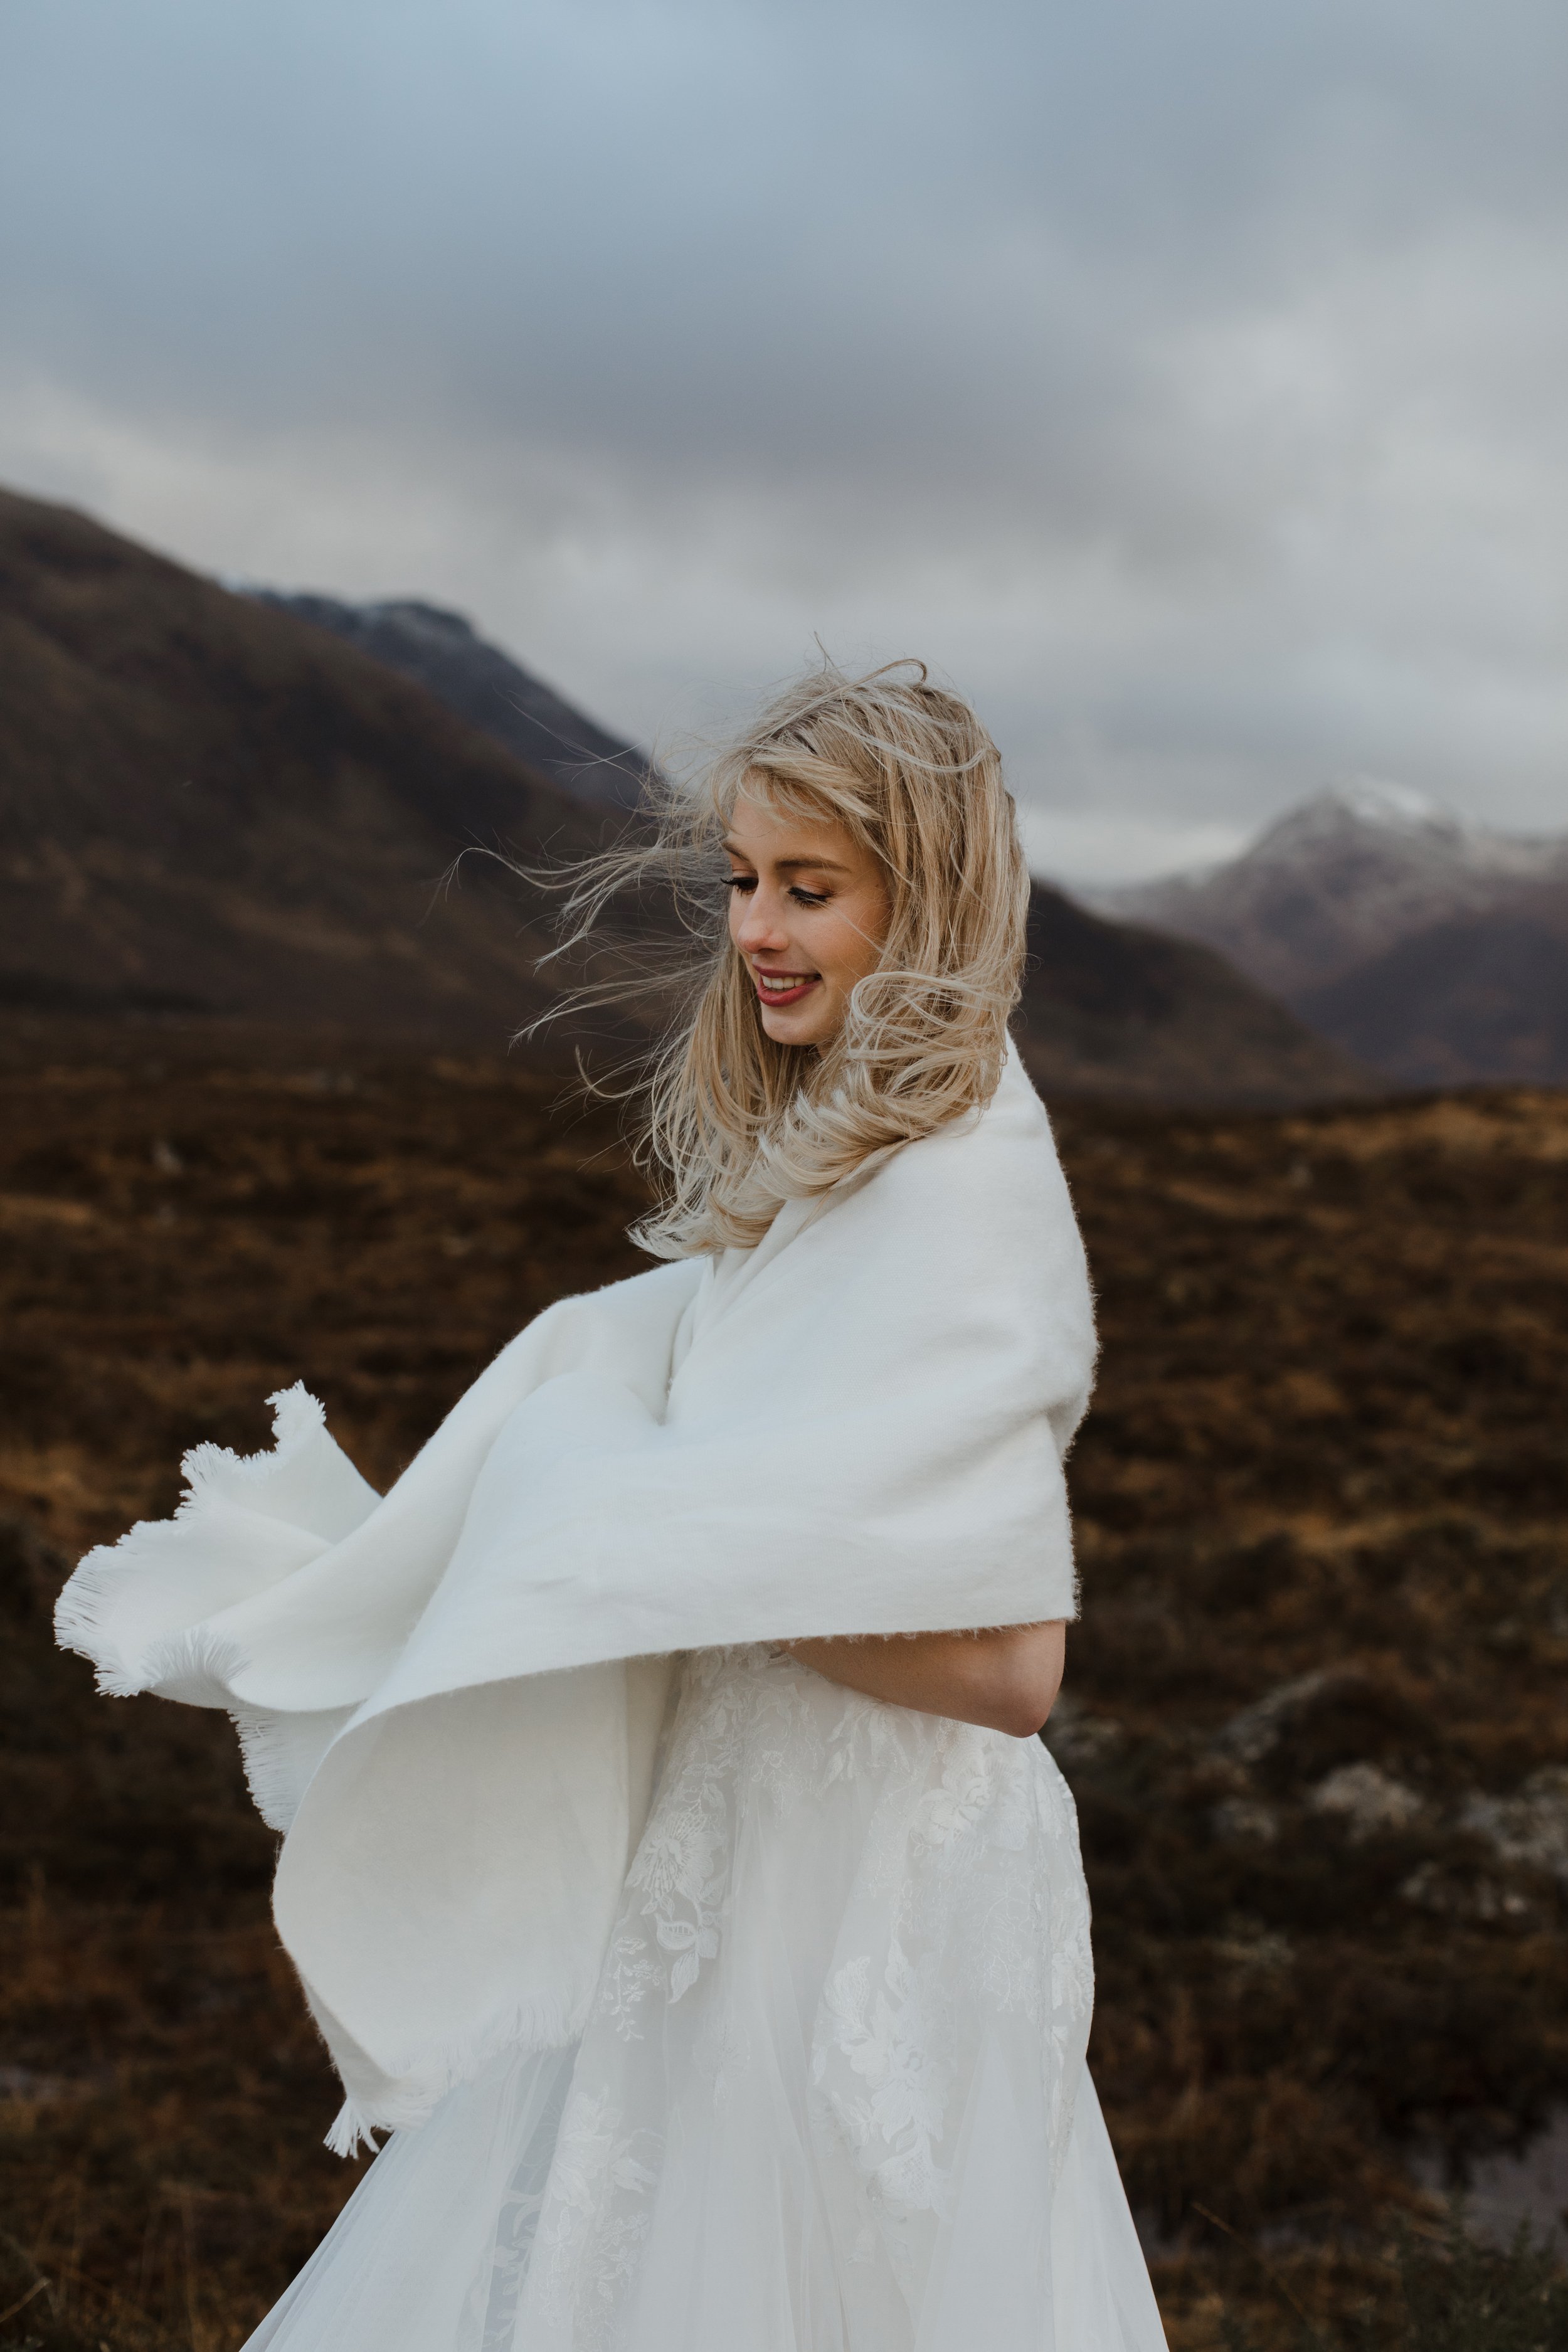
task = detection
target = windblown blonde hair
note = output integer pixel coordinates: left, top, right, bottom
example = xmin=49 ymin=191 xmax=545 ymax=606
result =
xmin=538 ymin=657 xmax=1030 ymax=1257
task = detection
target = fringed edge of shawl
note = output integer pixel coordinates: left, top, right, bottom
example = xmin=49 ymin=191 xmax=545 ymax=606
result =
xmin=310 ymin=1984 xmax=599 ymax=2156
xmin=53 ymin=1385 xmax=329 ymax=1693
xmin=231 ymin=1702 xmax=364 ymax=1837
xmin=55 ymin=1602 xmax=253 ymax=1710
xmin=324 ymin=2099 xmax=384 ymax=2159
xmin=179 ymin=1381 xmax=327 ymax=1499
xmin=235 ymin=1708 xmax=304 ymax=1835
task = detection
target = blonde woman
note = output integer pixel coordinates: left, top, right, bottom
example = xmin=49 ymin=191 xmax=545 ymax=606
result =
xmin=57 ymin=662 xmax=1168 ymax=2350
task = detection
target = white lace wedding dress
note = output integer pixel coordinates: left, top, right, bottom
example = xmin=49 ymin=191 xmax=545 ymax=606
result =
xmin=245 ymin=1643 xmax=1167 ymax=2351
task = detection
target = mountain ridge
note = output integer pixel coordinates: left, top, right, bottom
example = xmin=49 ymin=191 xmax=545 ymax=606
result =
xmin=0 ymin=484 xmax=614 ymax=1049
xmin=245 ymin=591 xmax=649 ymax=815
xmin=1089 ymin=780 xmax=1568 ymax=997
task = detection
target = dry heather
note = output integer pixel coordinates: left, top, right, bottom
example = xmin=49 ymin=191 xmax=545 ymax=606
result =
xmin=1 ymin=1025 xmax=1564 ymax=2348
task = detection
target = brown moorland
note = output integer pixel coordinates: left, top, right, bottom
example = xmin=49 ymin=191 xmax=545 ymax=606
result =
xmin=1 ymin=1020 xmax=1564 ymax=2348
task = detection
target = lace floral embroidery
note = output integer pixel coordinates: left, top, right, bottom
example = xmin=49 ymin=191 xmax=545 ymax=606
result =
xmin=522 ymin=2087 xmax=661 ymax=2344
xmin=511 ymin=1642 xmax=1096 ymax=2336
xmin=600 ymin=1645 xmax=827 ymax=2029
xmin=813 ymin=1938 xmax=956 ymax=2215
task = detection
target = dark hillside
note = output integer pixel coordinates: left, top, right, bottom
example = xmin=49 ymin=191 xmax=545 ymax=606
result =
xmin=0 ymin=1032 xmax=1562 ymax=2346
xmin=1296 ymin=886 xmax=1568 ymax=1085
xmin=0 ymin=487 xmax=612 ymax=1047
xmin=247 ymin=591 xmax=649 ymax=814
xmin=1018 ymin=886 xmax=1370 ymax=1106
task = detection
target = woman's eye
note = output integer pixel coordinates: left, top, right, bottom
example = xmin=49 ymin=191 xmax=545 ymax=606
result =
xmin=723 ymin=874 xmax=826 ymax=905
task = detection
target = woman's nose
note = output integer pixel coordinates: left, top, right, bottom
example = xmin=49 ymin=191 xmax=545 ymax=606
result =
xmin=735 ymin=893 xmax=788 ymax=952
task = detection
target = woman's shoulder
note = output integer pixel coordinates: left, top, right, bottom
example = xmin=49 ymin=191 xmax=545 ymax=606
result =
xmin=872 ymin=1040 xmax=1071 ymax=1220
xmin=789 ymin=1042 xmax=1088 ymax=1329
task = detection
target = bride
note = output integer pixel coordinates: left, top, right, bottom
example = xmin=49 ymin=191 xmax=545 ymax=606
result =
xmin=56 ymin=660 xmax=1168 ymax=2350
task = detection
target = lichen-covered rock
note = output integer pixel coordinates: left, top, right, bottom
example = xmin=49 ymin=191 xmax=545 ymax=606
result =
xmin=1308 ymin=1762 xmax=1425 ymax=1841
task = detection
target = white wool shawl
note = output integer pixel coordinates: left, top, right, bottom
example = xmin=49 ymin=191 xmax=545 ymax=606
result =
xmin=55 ymin=1048 xmax=1095 ymax=2153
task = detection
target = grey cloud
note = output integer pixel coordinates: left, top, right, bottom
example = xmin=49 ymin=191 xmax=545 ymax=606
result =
xmin=2 ymin=0 xmax=1566 ymax=874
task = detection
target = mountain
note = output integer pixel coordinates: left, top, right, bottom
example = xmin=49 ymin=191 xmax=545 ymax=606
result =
xmin=0 ymin=485 xmax=617 ymax=1048
xmin=1084 ymin=781 xmax=1568 ymax=1084
xmin=246 ymin=591 xmax=649 ymax=813
xmin=1089 ymin=781 xmax=1568 ymax=1000
xmin=1015 ymin=885 xmax=1370 ymax=1104
xmin=1293 ymin=883 xmax=1568 ymax=1086
xmin=0 ymin=484 xmax=1365 ymax=1102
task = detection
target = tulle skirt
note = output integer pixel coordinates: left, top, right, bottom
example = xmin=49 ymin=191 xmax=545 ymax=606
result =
xmin=245 ymin=1648 xmax=1167 ymax=2351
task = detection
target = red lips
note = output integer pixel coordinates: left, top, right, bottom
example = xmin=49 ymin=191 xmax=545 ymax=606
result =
xmin=753 ymin=971 xmax=820 ymax=1009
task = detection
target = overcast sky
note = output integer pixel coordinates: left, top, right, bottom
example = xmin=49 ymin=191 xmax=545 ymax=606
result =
xmin=3 ymin=0 xmax=1566 ymax=880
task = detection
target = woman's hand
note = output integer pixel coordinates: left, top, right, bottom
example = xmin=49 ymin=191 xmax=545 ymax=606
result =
xmin=778 ymin=1621 xmax=1065 ymax=1739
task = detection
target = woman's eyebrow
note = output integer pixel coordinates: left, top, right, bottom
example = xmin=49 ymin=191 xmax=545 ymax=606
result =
xmin=721 ymin=840 xmax=852 ymax=873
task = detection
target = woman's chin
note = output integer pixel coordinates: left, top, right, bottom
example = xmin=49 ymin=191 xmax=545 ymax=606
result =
xmin=758 ymin=998 xmax=835 ymax=1048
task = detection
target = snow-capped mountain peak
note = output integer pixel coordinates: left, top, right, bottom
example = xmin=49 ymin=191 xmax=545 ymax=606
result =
xmin=1330 ymin=776 xmax=1454 ymax=830
xmin=1248 ymin=778 xmax=1470 ymax=868
xmin=1083 ymin=781 xmax=1568 ymax=999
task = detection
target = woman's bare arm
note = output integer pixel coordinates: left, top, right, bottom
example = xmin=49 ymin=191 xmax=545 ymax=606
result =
xmin=780 ymin=1621 xmax=1066 ymax=1739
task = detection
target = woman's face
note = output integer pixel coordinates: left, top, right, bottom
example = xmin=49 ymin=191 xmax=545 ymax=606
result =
xmin=724 ymin=793 xmax=891 ymax=1049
